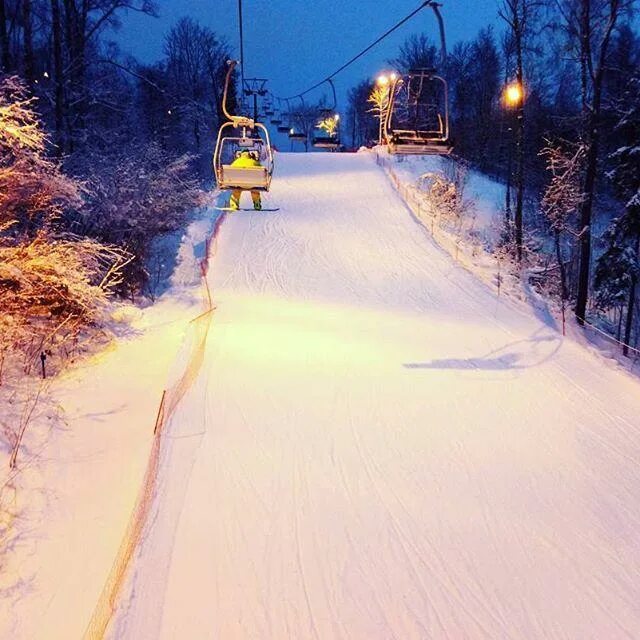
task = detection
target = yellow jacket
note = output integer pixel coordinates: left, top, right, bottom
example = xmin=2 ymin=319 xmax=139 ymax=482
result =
xmin=231 ymin=153 xmax=261 ymax=168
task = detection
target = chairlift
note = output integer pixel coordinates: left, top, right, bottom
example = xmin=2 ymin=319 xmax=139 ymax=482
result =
xmin=384 ymin=69 xmax=452 ymax=155
xmin=313 ymin=110 xmax=341 ymax=150
xmin=287 ymin=97 xmax=309 ymax=145
xmin=383 ymin=3 xmax=453 ymax=155
xmin=288 ymin=128 xmax=307 ymax=142
xmin=213 ymin=61 xmax=274 ymax=192
xmin=270 ymin=97 xmax=284 ymax=126
xmin=312 ymin=80 xmax=341 ymax=150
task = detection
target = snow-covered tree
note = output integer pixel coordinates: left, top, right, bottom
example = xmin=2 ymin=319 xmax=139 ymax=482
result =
xmin=594 ymin=73 xmax=640 ymax=355
xmin=540 ymin=139 xmax=585 ymax=307
xmin=0 ymin=76 xmax=82 ymax=231
xmin=0 ymin=76 xmax=128 ymax=372
xmin=78 ymin=142 xmax=204 ymax=298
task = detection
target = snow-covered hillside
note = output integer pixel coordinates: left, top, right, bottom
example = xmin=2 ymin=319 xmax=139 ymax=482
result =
xmin=103 ymin=152 xmax=640 ymax=639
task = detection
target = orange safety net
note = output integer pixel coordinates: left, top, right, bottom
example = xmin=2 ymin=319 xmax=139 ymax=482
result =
xmin=83 ymin=212 xmax=226 ymax=639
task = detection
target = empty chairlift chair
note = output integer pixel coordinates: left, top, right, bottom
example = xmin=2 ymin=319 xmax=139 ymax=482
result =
xmin=384 ymin=69 xmax=452 ymax=155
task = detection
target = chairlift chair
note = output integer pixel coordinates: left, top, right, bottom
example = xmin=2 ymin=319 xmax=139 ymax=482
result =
xmin=383 ymin=3 xmax=453 ymax=156
xmin=288 ymin=128 xmax=307 ymax=142
xmin=313 ymin=109 xmax=341 ymax=150
xmin=384 ymin=69 xmax=452 ymax=155
xmin=213 ymin=61 xmax=275 ymax=192
xmin=311 ymin=80 xmax=341 ymax=150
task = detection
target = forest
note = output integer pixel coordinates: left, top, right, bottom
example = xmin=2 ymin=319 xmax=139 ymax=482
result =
xmin=0 ymin=1 xmax=234 ymax=377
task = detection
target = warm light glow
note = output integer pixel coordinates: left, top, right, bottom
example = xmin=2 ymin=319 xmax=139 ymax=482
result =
xmin=504 ymin=82 xmax=523 ymax=106
xmin=377 ymin=75 xmax=390 ymax=87
xmin=316 ymin=114 xmax=340 ymax=137
xmin=390 ymin=72 xmax=398 ymax=81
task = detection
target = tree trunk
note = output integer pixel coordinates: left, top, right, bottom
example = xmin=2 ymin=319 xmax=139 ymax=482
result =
xmin=623 ymin=235 xmax=640 ymax=356
xmin=574 ymin=112 xmax=598 ymax=324
xmin=623 ymin=277 xmax=636 ymax=357
xmin=0 ymin=0 xmax=10 ymax=71
xmin=22 ymin=0 xmax=35 ymax=83
xmin=574 ymin=0 xmax=620 ymax=325
xmin=514 ymin=31 xmax=525 ymax=262
xmin=51 ymin=0 xmax=65 ymax=153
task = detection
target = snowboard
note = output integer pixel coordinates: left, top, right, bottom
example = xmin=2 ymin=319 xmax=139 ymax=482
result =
xmin=214 ymin=207 xmax=280 ymax=212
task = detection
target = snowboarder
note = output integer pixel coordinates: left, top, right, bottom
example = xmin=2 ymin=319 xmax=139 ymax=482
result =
xmin=229 ymin=150 xmax=263 ymax=211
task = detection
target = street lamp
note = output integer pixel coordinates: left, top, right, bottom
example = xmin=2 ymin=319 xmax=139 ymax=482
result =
xmin=503 ymin=81 xmax=523 ymax=108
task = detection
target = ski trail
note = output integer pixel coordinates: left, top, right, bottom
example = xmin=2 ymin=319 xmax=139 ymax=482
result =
xmin=110 ymin=152 xmax=640 ymax=640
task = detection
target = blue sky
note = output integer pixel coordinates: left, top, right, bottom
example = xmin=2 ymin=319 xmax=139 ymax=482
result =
xmin=113 ymin=0 xmax=501 ymax=111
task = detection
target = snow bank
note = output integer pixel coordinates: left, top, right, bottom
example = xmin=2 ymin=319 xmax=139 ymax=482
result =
xmin=0 ymin=207 xmax=220 ymax=640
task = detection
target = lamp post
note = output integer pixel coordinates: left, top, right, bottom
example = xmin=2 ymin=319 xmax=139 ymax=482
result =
xmin=502 ymin=80 xmax=525 ymax=258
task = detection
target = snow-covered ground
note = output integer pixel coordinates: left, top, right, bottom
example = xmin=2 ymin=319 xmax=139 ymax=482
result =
xmin=383 ymin=151 xmax=507 ymax=244
xmin=107 ymin=152 xmax=640 ymax=639
xmin=0 ymin=212 xmax=219 ymax=639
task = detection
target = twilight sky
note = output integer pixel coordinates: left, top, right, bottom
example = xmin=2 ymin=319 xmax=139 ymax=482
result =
xmin=113 ymin=0 xmax=502 ymax=112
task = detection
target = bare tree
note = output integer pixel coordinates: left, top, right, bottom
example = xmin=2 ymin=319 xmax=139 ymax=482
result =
xmin=499 ymin=0 xmax=539 ymax=262
xmin=0 ymin=0 xmax=10 ymax=70
xmin=540 ymin=139 xmax=586 ymax=328
xmin=164 ymin=17 xmax=231 ymax=152
xmin=555 ymin=0 xmax=626 ymax=324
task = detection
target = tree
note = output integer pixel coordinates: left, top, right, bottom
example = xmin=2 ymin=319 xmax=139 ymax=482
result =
xmin=367 ymin=83 xmax=390 ymax=145
xmin=555 ymin=0 xmax=625 ymax=324
xmin=0 ymin=0 xmax=10 ymax=71
xmin=163 ymin=17 xmax=231 ymax=154
xmin=499 ymin=0 xmax=539 ymax=262
xmin=346 ymin=80 xmax=378 ymax=148
xmin=594 ymin=73 xmax=640 ymax=354
xmin=540 ymin=139 xmax=586 ymax=325
xmin=0 ymin=76 xmax=127 ymax=366
xmin=78 ymin=142 xmax=204 ymax=297
xmin=389 ymin=34 xmax=439 ymax=71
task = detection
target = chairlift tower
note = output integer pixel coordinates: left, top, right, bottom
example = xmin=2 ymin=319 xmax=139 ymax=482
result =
xmin=243 ymin=78 xmax=268 ymax=123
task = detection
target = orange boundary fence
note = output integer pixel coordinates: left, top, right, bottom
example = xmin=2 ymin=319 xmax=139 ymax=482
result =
xmin=82 ymin=212 xmax=226 ymax=639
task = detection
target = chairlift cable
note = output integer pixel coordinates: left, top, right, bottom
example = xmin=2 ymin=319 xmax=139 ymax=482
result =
xmin=238 ymin=0 xmax=245 ymax=90
xmin=277 ymin=0 xmax=437 ymax=102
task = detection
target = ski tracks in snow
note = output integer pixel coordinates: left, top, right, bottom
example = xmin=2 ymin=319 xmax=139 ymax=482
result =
xmin=110 ymin=152 xmax=640 ymax=640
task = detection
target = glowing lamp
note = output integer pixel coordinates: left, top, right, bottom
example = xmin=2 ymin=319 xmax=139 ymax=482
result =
xmin=377 ymin=75 xmax=390 ymax=87
xmin=504 ymin=82 xmax=523 ymax=107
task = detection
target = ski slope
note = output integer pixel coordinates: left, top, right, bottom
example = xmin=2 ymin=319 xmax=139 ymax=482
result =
xmin=111 ymin=152 xmax=640 ymax=639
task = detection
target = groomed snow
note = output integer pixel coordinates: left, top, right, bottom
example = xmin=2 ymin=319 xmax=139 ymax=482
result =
xmin=110 ymin=152 xmax=640 ymax=639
